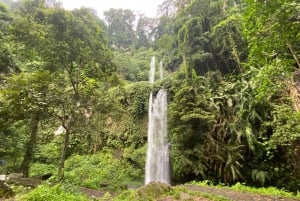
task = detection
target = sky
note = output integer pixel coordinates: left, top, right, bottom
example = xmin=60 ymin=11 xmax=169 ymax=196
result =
xmin=60 ymin=0 xmax=163 ymax=18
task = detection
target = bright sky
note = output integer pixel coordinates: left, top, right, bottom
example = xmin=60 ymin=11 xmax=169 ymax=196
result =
xmin=60 ymin=0 xmax=163 ymax=18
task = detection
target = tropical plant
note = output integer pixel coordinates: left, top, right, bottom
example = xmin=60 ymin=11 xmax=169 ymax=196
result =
xmin=19 ymin=183 xmax=90 ymax=201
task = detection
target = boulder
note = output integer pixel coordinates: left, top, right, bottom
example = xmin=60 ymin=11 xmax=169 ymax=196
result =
xmin=136 ymin=181 xmax=172 ymax=199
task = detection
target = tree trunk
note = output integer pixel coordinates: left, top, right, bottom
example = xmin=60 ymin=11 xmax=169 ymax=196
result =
xmin=20 ymin=114 xmax=40 ymax=178
xmin=288 ymin=43 xmax=300 ymax=68
xmin=57 ymin=126 xmax=70 ymax=180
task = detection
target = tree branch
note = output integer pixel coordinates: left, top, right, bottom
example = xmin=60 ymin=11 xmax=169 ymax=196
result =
xmin=288 ymin=43 xmax=300 ymax=68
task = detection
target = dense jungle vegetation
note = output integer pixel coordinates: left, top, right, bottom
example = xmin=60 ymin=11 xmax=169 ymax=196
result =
xmin=0 ymin=0 xmax=299 ymax=199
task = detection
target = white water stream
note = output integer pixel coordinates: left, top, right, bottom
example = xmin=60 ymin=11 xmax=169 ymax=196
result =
xmin=145 ymin=57 xmax=170 ymax=185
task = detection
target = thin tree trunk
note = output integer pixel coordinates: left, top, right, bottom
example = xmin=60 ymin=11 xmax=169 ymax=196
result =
xmin=20 ymin=114 xmax=40 ymax=178
xmin=288 ymin=43 xmax=300 ymax=68
xmin=57 ymin=126 xmax=70 ymax=180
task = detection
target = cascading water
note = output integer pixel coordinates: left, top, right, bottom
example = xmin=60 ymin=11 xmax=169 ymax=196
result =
xmin=145 ymin=57 xmax=170 ymax=185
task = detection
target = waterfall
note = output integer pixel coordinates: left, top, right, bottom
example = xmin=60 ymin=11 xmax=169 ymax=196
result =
xmin=145 ymin=57 xmax=170 ymax=185
xmin=149 ymin=57 xmax=156 ymax=84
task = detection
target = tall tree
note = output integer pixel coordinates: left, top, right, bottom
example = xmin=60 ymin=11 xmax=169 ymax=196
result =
xmin=176 ymin=0 xmax=246 ymax=76
xmin=0 ymin=3 xmax=17 ymax=77
xmin=104 ymin=8 xmax=136 ymax=49
xmin=135 ymin=14 xmax=155 ymax=49
xmin=244 ymin=0 xmax=300 ymax=68
xmin=2 ymin=1 xmax=116 ymax=178
xmin=1 ymin=71 xmax=52 ymax=177
xmin=2 ymin=0 xmax=52 ymax=176
xmin=43 ymin=7 xmax=116 ymax=179
xmin=242 ymin=0 xmax=300 ymax=190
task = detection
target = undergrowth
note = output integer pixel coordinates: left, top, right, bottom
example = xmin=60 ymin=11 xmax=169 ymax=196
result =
xmin=188 ymin=180 xmax=300 ymax=199
xmin=63 ymin=150 xmax=143 ymax=191
xmin=17 ymin=183 xmax=90 ymax=201
xmin=112 ymin=183 xmax=231 ymax=201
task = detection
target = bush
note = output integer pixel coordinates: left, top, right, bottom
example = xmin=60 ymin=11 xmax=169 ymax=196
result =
xmin=18 ymin=184 xmax=89 ymax=201
xmin=64 ymin=151 xmax=143 ymax=191
xmin=30 ymin=163 xmax=57 ymax=177
xmin=113 ymin=182 xmax=172 ymax=201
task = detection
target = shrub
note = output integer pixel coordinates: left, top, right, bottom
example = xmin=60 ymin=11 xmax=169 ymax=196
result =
xmin=113 ymin=182 xmax=172 ymax=201
xmin=30 ymin=163 xmax=57 ymax=177
xmin=18 ymin=184 xmax=89 ymax=201
xmin=64 ymin=151 xmax=143 ymax=191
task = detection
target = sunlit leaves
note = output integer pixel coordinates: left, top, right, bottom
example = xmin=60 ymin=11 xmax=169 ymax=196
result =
xmin=2 ymin=70 xmax=51 ymax=118
xmin=244 ymin=0 xmax=300 ymax=68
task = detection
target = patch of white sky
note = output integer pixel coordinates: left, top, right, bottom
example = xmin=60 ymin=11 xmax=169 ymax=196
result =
xmin=60 ymin=0 xmax=163 ymax=18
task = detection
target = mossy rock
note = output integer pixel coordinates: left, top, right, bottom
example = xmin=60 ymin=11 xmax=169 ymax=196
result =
xmin=135 ymin=181 xmax=172 ymax=199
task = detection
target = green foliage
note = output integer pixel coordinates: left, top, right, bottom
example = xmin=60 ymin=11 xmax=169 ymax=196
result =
xmin=210 ymin=13 xmax=247 ymax=73
xmin=123 ymin=145 xmax=146 ymax=171
xmin=19 ymin=184 xmax=90 ymax=201
xmin=262 ymin=104 xmax=300 ymax=191
xmin=113 ymin=48 xmax=158 ymax=82
xmin=231 ymin=182 xmax=300 ymax=198
xmin=0 ymin=4 xmax=17 ymax=75
xmin=35 ymin=140 xmax=61 ymax=164
xmin=30 ymin=163 xmax=57 ymax=177
xmin=135 ymin=182 xmax=172 ymax=200
xmin=189 ymin=181 xmax=300 ymax=199
xmin=169 ymin=82 xmax=213 ymax=180
xmin=112 ymin=190 xmax=137 ymax=201
xmin=0 ymin=123 xmax=25 ymax=172
xmin=244 ymin=0 xmax=300 ymax=68
xmin=251 ymin=169 xmax=269 ymax=186
xmin=170 ymin=0 xmax=246 ymax=76
xmin=251 ymin=61 xmax=292 ymax=102
xmin=169 ymin=72 xmax=247 ymax=184
xmin=124 ymin=82 xmax=152 ymax=118
xmin=95 ymin=82 xmax=153 ymax=150
xmin=113 ymin=182 xmax=172 ymax=201
xmin=1 ymin=0 xmax=300 ymax=194
xmin=0 ymin=0 xmax=120 ymax=179
xmin=1 ymin=70 xmax=53 ymax=176
xmin=64 ymin=151 xmax=143 ymax=190
xmin=2 ymin=71 xmax=52 ymax=118
xmin=104 ymin=8 xmax=136 ymax=49
xmin=0 ymin=41 xmax=18 ymax=75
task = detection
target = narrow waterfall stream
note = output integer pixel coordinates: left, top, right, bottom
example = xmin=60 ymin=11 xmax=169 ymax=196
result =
xmin=145 ymin=57 xmax=170 ymax=185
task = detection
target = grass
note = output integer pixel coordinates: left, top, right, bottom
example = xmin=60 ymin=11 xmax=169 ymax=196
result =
xmin=172 ymin=186 xmax=231 ymax=201
xmin=230 ymin=182 xmax=300 ymax=199
xmin=7 ymin=180 xmax=300 ymax=201
xmin=188 ymin=180 xmax=300 ymax=199
xmin=112 ymin=183 xmax=232 ymax=201
xmin=16 ymin=183 xmax=90 ymax=201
